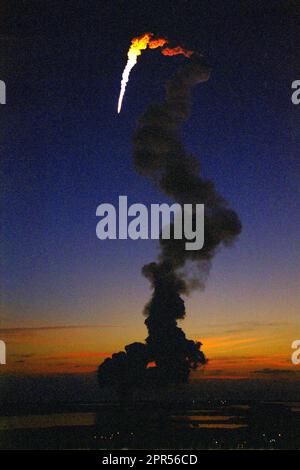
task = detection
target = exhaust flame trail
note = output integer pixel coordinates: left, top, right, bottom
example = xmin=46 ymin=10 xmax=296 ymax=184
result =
xmin=117 ymin=33 xmax=193 ymax=113
xmin=161 ymin=46 xmax=193 ymax=58
xmin=117 ymin=33 xmax=153 ymax=114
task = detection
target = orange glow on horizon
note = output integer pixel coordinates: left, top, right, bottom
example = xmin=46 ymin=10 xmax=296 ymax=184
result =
xmin=147 ymin=361 xmax=156 ymax=368
xmin=1 ymin=321 xmax=298 ymax=379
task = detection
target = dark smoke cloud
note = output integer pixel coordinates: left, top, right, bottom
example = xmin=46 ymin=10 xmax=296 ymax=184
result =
xmin=98 ymin=58 xmax=242 ymax=392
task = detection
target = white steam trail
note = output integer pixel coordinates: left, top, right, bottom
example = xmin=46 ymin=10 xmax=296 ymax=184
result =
xmin=117 ymin=56 xmax=137 ymax=114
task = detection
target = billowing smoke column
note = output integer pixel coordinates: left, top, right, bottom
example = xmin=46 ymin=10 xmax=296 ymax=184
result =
xmin=98 ymin=58 xmax=242 ymax=392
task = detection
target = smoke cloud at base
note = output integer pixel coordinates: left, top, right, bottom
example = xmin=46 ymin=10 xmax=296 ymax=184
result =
xmin=98 ymin=58 xmax=242 ymax=391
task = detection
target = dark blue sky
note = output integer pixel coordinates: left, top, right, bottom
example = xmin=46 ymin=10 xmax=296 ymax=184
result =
xmin=2 ymin=0 xmax=299 ymax=330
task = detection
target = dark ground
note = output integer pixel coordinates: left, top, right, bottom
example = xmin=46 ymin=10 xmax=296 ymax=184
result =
xmin=0 ymin=400 xmax=299 ymax=450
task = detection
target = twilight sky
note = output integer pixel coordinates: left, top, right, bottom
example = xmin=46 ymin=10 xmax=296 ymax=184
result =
xmin=1 ymin=0 xmax=299 ymax=379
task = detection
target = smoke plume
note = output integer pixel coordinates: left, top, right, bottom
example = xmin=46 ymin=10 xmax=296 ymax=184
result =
xmin=98 ymin=57 xmax=242 ymax=391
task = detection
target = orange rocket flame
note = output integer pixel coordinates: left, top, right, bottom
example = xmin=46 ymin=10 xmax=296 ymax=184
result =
xmin=161 ymin=46 xmax=194 ymax=58
xmin=117 ymin=33 xmax=193 ymax=113
xmin=148 ymin=37 xmax=168 ymax=49
xmin=117 ymin=33 xmax=154 ymax=114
